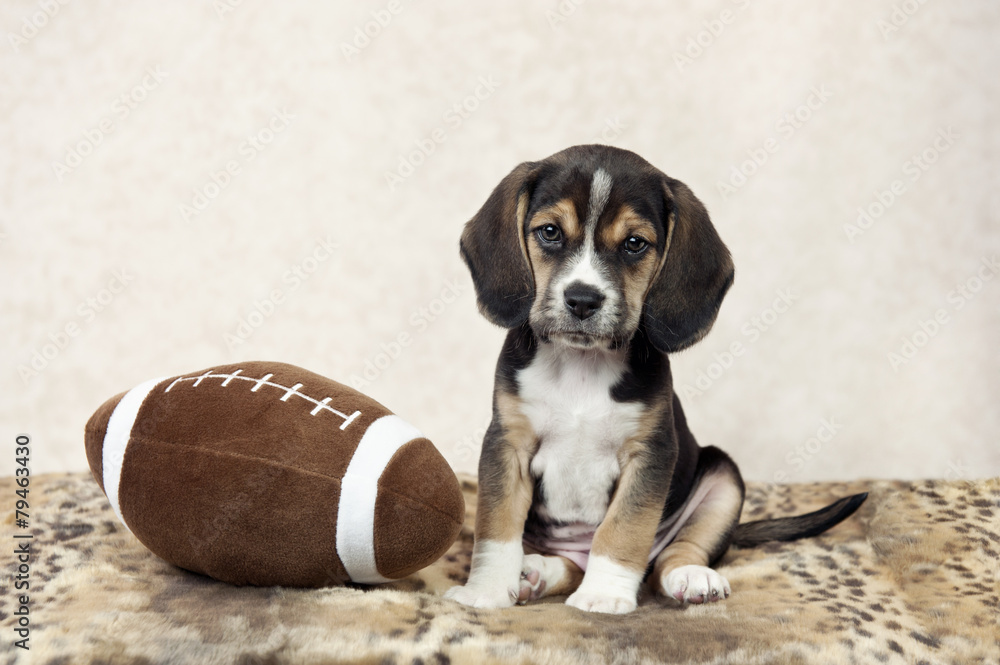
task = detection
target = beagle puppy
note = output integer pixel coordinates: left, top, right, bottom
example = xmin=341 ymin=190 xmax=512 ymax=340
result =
xmin=444 ymin=144 xmax=867 ymax=614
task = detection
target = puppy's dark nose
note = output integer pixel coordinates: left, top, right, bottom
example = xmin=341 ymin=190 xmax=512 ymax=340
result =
xmin=564 ymin=282 xmax=605 ymax=320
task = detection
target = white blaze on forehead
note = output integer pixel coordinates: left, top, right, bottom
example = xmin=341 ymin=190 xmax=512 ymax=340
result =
xmin=585 ymin=169 xmax=613 ymax=230
xmin=559 ymin=169 xmax=614 ymax=293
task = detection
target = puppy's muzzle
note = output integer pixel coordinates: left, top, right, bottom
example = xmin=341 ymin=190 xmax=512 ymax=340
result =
xmin=564 ymin=281 xmax=606 ymax=321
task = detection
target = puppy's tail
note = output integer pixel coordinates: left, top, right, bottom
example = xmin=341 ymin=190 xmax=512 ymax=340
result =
xmin=730 ymin=492 xmax=868 ymax=548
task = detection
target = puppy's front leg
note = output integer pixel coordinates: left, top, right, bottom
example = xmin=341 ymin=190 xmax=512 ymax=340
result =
xmin=445 ymin=400 xmax=536 ymax=609
xmin=566 ymin=441 xmax=671 ymax=614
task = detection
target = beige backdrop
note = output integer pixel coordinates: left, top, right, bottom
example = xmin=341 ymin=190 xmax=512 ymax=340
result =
xmin=2 ymin=1 xmax=998 ymax=483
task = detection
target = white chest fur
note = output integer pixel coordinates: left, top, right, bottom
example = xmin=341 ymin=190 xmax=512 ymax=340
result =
xmin=517 ymin=343 xmax=643 ymax=525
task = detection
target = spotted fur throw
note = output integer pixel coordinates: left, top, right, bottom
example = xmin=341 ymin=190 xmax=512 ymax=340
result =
xmin=10 ymin=472 xmax=998 ymax=664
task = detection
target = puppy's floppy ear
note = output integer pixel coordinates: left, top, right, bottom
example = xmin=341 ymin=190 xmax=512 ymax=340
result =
xmin=460 ymin=161 xmax=539 ymax=328
xmin=643 ymin=177 xmax=734 ymax=353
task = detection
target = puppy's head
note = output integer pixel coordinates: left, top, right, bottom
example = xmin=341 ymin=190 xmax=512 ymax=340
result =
xmin=460 ymin=145 xmax=733 ymax=353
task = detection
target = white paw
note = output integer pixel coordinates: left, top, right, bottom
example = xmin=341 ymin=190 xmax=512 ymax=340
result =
xmin=517 ymin=553 xmax=563 ymax=603
xmin=566 ymin=589 xmax=638 ymax=614
xmin=662 ymin=565 xmax=730 ymax=604
xmin=518 ymin=554 xmax=547 ymax=603
xmin=444 ymin=583 xmax=517 ymax=609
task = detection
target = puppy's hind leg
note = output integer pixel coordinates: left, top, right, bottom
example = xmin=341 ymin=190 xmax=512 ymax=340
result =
xmin=653 ymin=447 xmax=744 ymax=604
xmin=517 ymin=551 xmax=584 ymax=603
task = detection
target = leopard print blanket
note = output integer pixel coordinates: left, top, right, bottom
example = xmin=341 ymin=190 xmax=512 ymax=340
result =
xmin=4 ymin=472 xmax=997 ymax=665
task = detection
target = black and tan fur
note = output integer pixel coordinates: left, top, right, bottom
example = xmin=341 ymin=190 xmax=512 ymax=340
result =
xmin=445 ymin=145 xmax=866 ymax=614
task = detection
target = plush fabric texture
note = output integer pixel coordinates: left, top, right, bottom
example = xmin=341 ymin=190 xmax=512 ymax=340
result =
xmin=7 ymin=471 xmax=997 ymax=665
xmin=82 ymin=361 xmax=464 ymax=587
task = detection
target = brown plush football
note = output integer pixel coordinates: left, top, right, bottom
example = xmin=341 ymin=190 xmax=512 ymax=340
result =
xmin=83 ymin=361 xmax=464 ymax=587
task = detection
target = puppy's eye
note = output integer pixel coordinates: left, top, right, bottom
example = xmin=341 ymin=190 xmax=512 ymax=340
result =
xmin=623 ymin=236 xmax=648 ymax=254
xmin=537 ymin=224 xmax=563 ymax=243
